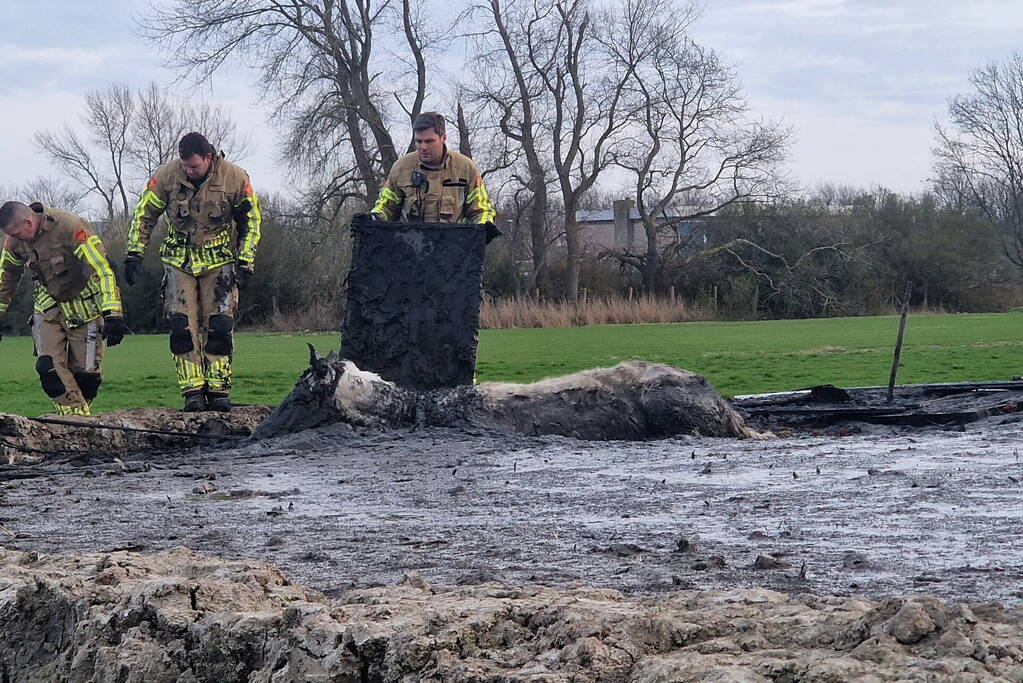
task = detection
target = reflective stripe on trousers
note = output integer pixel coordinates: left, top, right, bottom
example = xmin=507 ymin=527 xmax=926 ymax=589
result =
xmin=84 ymin=319 xmax=99 ymax=372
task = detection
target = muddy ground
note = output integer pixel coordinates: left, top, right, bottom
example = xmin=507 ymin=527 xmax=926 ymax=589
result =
xmin=1 ymin=407 xmax=1021 ymax=607
xmin=3 ymin=546 xmax=1022 ymax=681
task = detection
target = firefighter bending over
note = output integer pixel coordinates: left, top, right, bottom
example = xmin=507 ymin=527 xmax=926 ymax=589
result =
xmin=0 ymin=201 xmax=126 ymax=416
xmin=125 ymin=132 xmax=261 ymax=413
xmin=371 ymin=112 xmax=496 ymax=225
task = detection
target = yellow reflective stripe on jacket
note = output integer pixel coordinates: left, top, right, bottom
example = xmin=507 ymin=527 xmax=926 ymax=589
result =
xmin=34 ymin=284 xmax=55 ymax=314
xmin=236 ymin=192 xmax=262 ymax=264
xmin=159 ymin=229 xmax=235 ymax=275
xmin=58 ymin=287 xmax=104 ymax=326
xmin=0 ymin=248 xmax=26 ymax=314
xmin=1 ymin=249 xmax=24 ymax=267
xmin=33 ymin=281 xmax=105 ymax=327
xmin=127 ymin=188 xmax=167 ymax=255
xmin=75 ymin=235 xmax=121 ymax=314
xmin=372 ymin=186 xmax=403 ymax=220
xmin=466 ymin=182 xmax=496 ymax=224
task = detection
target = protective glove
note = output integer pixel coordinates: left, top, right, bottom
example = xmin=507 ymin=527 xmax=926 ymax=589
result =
xmin=123 ymin=254 xmax=143 ymax=286
xmin=353 ymin=212 xmax=380 ymax=224
xmin=102 ymin=314 xmax=126 ymax=346
xmin=235 ymin=262 xmax=254 ymax=290
xmin=483 ymin=221 xmax=502 ymax=245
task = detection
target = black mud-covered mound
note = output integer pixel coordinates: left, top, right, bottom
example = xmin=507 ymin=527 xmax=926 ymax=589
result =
xmin=254 ymin=353 xmax=764 ymax=441
xmin=341 ymin=216 xmax=486 ymax=390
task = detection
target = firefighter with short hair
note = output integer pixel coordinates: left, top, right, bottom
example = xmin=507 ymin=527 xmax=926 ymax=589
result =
xmin=125 ymin=131 xmax=261 ymax=413
xmin=371 ymin=112 xmax=496 ymax=225
xmin=0 ymin=200 xmax=126 ymax=416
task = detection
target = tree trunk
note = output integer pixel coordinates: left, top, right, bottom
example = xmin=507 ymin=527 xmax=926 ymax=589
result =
xmin=528 ymin=185 xmax=548 ymax=292
xmin=565 ymin=206 xmax=580 ymax=301
xmin=457 ymin=103 xmax=472 ymax=158
xmin=643 ymin=216 xmax=661 ymax=293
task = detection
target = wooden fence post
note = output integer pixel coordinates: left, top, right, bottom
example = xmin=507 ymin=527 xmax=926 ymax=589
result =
xmin=887 ymin=281 xmax=913 ymax=403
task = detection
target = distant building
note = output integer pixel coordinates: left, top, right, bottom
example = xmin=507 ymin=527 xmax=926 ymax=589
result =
xmin=576 ymin=202 xmax=712 ymax=253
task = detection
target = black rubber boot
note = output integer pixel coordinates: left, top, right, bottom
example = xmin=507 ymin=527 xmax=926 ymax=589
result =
xmin=183 ymin=391 xmax=207 ymax=413
xmin=208 ymin=393 xmax=232 ymax=413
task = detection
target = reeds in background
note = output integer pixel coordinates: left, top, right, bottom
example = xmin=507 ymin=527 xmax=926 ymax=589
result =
xmin=480 ymin=294 xmax=714 ymax=329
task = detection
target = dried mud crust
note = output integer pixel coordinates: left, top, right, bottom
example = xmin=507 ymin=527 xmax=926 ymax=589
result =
xmin=0 ymin=547 xmax=1021 ymax=682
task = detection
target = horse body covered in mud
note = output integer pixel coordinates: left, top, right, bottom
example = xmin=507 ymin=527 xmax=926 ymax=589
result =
xmin=253 ymin=349 xmax=763 ymax=441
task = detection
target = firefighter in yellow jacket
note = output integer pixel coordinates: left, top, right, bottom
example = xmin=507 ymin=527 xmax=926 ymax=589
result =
xmin=125 ymin=132 xmax=261 ymax=413
xmin=371 ymin=112 xmax=496 ymax=225
xmin=0 ymin=201 xmax=126 ymax=416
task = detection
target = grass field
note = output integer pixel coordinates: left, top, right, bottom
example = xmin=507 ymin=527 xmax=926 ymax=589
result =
xmin=0 ymin=312 xmax=1019 ymax=416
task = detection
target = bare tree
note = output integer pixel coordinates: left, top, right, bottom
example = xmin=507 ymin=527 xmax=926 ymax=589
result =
xmin=143 ymin=0 xmax=437 ymax=205
xmin=465 ymin=0 xmax=554 ymax=292
xmin=534 ymin=0 xmax=682 ymax=299
xmin=34 ymin=123 xmax=122 ymax=223
xmin=610 ymin=13 xmax=790 ymax=292
xmin=22 ymin=177 xmax=89 ymax=214
xmin=467 ymin=0 xmax=703 ymax=299
xmin=34 ymin=83 xmax=249 ymax=223
xmin=84 ymin=84 xmax=135 ymax=220
xmin=130 ymin=83 xmax=250 ymax=176
xmin=934 ymin=53 xmax=1023 ymax=269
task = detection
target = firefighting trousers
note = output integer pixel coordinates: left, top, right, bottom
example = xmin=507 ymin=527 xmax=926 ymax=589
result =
xmin=31 ymin=306 xmax=105 ymax=415
xmin=163 ymin=264 xmax=238 ymax=396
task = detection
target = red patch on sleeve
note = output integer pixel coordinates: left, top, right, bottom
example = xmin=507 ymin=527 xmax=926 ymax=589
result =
xmin=74 ymin=229 xmax=88 ymax=244
xmin=147 ymin=176 xmax=158 ymax=190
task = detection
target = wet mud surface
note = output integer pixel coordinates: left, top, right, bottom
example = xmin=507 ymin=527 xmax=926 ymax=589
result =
xmin=2 ymin=411 xmax=1022 ymax=607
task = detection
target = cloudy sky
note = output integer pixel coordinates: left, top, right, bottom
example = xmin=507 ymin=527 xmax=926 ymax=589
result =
xmin=691 ymin=0 xmax=1023 ymax=195
xmin=2 ymin=0 xmax=1022 ymax=213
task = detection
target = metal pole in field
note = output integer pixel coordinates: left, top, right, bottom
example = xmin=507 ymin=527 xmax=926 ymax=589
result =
xmin=887 ymin=281 xmax=913 ymax=403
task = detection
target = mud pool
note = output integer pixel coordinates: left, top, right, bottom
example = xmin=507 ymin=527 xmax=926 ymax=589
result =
xmin=2 ymin=412 xmax=1021 ymax=606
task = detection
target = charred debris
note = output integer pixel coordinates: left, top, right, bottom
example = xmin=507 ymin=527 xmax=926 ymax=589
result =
xmin=735 ymin=379 xmax=1023 ymax=432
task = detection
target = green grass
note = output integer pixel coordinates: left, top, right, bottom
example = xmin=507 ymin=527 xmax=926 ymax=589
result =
xmin=477 ymin=312 xmax=1022 ymax=396
xmin=1 ymin=312 xmax=1020 ymax=415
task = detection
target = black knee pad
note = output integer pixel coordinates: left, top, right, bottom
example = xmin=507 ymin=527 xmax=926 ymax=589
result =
xmin=35 ymin=356 xmax=66 ymax=398
xmin=169 ymin=313 xmax=194 ymax=354
xmin=205 ymin=314 xmax=234 ymax=356
xmin=74 ymin=372 xmax=103 ymax=401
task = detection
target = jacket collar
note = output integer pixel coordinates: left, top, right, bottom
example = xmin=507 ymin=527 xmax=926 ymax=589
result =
xmin=28 ymin=203 xmax=54 ymax=241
